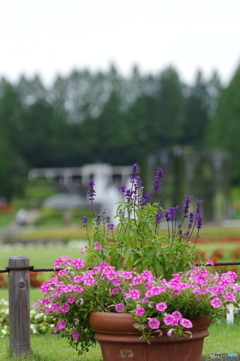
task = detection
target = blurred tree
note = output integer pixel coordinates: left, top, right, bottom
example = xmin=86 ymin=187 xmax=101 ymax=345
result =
xmin=206 ymin=65 xmax=240 ymax=184
xmin=149 ymin=66 xmax=186 ymax=148
xmin=85 ymin=90 xmax=134 ymax=165
xmin=0 ymin=80 xmax=26 ymax=199
xmin=16 ymin=75 xmax=47 ymax=107
xmin=182 ymin=71 xmax=210 ymax=145
xmin=0 ymin=64 xmax=229 ymax=187
xmin=15 ymin=99 xmax=69 ymax=168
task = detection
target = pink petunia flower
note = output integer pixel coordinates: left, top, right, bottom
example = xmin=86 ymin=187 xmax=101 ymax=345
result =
xmin=127 ymin=289 xmax=141 ymax=299
xmin=67 ymin=295 xmax=76 ymax=304
xmin=73 ymin=275 xmax=84 ymax=283
xmin=120 ymin=271 xmax=133 ymax=279
xmin=131 ymin=276 xmax=143 ymax=285
xmin=94 ymin=242 xmax=103 ymax=250
xmin=156 ymin=302 xmax=168 ymax=312
xmin=83 ymin=274 xmax=95 ymax=286
xmin=61 ymin=303 xmax=70 ymax=313
xmin=115 ymin=303 xmax=125 ymax=312
xmin=111 ymin=278 xmax=122 ymax=286
xmin=135 ymin=307 xmax=146 ymax=316
xmin=180 ymin=318 xmax=193 ymax=328
xmin=172 ymin=311 xmax=182 ymax=321
xmin=54 ymin=319 xmax=66 ymax=333
xmin=224 ymin=292 xmax=236 ymax=302
xmin=57 ymin=269 xmax=68 ymax=277
xmin=210 ymin=297 xmax=222 ymax=308
xmin=72 ymin=285 xmax=84 ymax=293
xmin=72 ymin=330 xmax=80 ymax=340
xmin=63 ymin=285 xmax=74 ymax=293
xmin=163 ymin=314 xmax=179 ymax=326
xmin=54 ymin=256 xmax=72 ymax=267
xmin=40 ymin=283 xmax=51 ymax=293
xmin=110 ymin=288 xmax=119 ymax=295
xmin=207 ymin=258 xmax=214 ymax=266
xmin=51 ymin=303 xmax=61 ymax=312
xmin=145 ymin=286 xmax=166 ymax=297
xmin=141 ymin=270 xmax=155 ymax=280
xmin=72 ymin=258 xmax=85 ymax=269
xmin=148 ymin=318 xmax=160 ymax=329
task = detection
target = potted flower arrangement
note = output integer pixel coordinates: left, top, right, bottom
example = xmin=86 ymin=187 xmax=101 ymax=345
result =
xmin=34 ymin=164 xmax=240 ymax=361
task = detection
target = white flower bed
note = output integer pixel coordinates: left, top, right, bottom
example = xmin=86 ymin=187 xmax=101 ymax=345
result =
xmin=0 ymin=299 xmax=54 ymax=337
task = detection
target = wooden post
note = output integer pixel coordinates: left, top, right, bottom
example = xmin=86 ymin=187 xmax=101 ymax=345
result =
xmin=8 ymin=256 xmax=31 ymax=357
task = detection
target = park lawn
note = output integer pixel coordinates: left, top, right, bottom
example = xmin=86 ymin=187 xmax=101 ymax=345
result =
xmin=0 ymin=242 xmax=87 ymax=305
xmin=0 ymin=241 xmax=87 ymax=269
xmin=0 ymin=287 xmax=42 ymax=306
xmin=0 ymin=334 xmax=102 ymax=361
xmin=9 ymin=225 xmax=88 ymax=243
xmin=0 ymin=323 xmax=239 ymax=360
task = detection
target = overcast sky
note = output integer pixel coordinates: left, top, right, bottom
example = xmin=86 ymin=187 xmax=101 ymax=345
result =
xmin=1 ymin=0 xmax=240 ymax=86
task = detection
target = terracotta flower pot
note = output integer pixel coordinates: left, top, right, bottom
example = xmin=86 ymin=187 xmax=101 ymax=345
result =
xmin=89 ymin=312 xmax=211 ymax=361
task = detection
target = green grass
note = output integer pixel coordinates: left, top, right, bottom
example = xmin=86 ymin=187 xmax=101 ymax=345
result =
xmin=4 ymin=223 xmax=240 ymax=246
xmin=202 ymin=322 xmax=240 ymax=358
xmin=0 ymin=242 xmax=88 ymax=269
xmin=0 ymin=287 xmax=43 ymax=306
xmin=0 ymin=213 xmax=15 ymax=228
xmin=0 ymin=323 xmax=239 ymax=360
xmin=3 ymin=225 xmax=88 ymax=244
xmin=0 ymin=242 xmax=88 ymax=305
xmin=0 ymin=334 xmax=103 ymax=361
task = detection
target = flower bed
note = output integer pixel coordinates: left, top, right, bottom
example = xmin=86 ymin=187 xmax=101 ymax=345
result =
xmin=0 ymin=299 xmax=54 ymax=337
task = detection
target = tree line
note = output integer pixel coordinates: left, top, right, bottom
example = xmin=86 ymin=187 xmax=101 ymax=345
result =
xmin=0 ymin=63 xmax=239 ymax=200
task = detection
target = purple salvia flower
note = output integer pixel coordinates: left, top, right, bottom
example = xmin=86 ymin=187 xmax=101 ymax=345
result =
xmin=87 ymin=179 xmax=95 ymax=201
xmin=153 ymin=167 xmax=163 ymax=191
xmin=165 ymin=206 xmax=179 ymax=222
xmin=118 ymin=185 xmax=126 ymax=193
xmin=165 ymin=210 xmax=171 ymax=222
xmin=95 ymin=214 xmax=101 ymax=225
xmin=178 ymin=227 xmax=183 ymax=237
xmin=134 ymin=175 xmax=143 ymax=190
xmin=155 ymin=211 xmax=163 ymax=224
xmin=196 ymin=215 xmax=204 ymax=229
xmin=195 ymin=199 xmax=204 ymax=229
xmin=195 ymin=199 xmax=203 ymax=214
xmin=125 ymin=189 xmax=133 ymax=201
xmin=130 ymin=163 xmax=138 ymax=182
xmin=108 ymin=223 xmax=114 ymax=230
xmin=182 ymin=195 xmax=194 ymax=217
xmin=82 ymin=216 xmax=88 ymax=227
xmin=187 ymin=212 xmax=194 ymax=230
xmin=140 ymin=192 xmax=152 ymax=207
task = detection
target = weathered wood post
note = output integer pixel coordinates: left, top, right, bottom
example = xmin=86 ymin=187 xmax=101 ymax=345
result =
xmin=8 ymin=256 xmax=31 ymax=357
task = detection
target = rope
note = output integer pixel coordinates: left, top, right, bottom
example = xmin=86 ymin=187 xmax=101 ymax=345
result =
xmin=0 ymin=266 xmax=63 ymax=273
xmin=0 ymin=262 xmax=240 ymax=274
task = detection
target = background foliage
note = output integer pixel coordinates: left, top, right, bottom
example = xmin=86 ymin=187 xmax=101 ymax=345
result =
xmin=0 ymin=63 xmax=239 ymax=200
